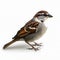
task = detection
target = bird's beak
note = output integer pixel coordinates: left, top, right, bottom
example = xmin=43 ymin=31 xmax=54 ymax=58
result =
xmin=48 ymin=14 xmax=53 ymax=18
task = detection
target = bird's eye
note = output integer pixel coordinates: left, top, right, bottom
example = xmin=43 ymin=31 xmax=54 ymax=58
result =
xmin=44 ymin=14 xmax=48 ymax=16
xmin=41 ymin=20 xmax=44 ymax=22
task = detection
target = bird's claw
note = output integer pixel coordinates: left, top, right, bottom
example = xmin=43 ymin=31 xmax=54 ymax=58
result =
xmin=28 ymin=47 xmax=39 ymax=51
xmin=32 ymin=42 xmax=42 ymax=46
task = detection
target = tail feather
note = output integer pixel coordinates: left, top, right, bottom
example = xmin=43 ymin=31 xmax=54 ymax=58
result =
xmin=3 ymin=39 xmax=17 ymax=49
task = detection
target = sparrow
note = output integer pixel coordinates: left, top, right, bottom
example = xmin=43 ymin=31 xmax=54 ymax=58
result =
xmin=3 ymin=10 xmax=53 ymax=51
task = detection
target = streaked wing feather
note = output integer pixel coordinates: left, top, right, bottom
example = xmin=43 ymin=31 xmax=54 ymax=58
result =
xmin=12 ymin=20 xmax=39 ymax=39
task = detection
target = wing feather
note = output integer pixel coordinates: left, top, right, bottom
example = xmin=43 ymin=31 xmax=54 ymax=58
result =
xmin=12 ymin=20 xmax=39 ymax=39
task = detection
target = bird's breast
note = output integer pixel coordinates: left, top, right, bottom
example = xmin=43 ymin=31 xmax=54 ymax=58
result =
xmin=24 ymin=23 xmax=47 ymax=42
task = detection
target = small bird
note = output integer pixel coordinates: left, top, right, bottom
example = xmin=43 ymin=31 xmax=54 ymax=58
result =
xmin=3 ymin=10 xmax=53 ymax=51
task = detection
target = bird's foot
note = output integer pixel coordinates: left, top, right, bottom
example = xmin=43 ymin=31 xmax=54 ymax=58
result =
xmin=28 ymin=47 xmax=39 ymax=51
xmin=32 ymin=42 xmax=42 ymax=46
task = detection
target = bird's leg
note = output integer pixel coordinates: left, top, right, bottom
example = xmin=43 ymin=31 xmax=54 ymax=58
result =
xmin=32 ymin=42 xmax=42 ymax=46
xmin=25 ymin=41 xmax=39 ymax=51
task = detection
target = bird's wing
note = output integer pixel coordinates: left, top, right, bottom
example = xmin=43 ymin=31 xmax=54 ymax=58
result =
xmin=12 ymin=20 xmax=39 ymax=39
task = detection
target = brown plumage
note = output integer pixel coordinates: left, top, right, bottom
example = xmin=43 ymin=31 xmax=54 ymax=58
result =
xmin=3 ymin=20 xmax=39 ymax=50
xmin=12 ymin=20 xmax=39 ymax=39
xmin=3 ymin=10 xmax=53 ymax=51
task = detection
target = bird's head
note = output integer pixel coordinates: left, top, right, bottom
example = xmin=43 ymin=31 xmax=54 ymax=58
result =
xmin=34 ymin=10 xmax=53 ymax=23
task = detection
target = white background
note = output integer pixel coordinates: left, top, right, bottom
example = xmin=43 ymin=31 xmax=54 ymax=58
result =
xmin=0 ymin=0 xmax=60 ymax=60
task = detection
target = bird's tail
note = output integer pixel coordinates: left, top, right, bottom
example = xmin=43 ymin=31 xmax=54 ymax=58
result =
xmin=3 ymin=39 xmax=17 ymax=49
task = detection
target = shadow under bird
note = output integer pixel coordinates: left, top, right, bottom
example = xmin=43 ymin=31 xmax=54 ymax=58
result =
xmin=3 ymin=10 xmax=53 ymax=51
